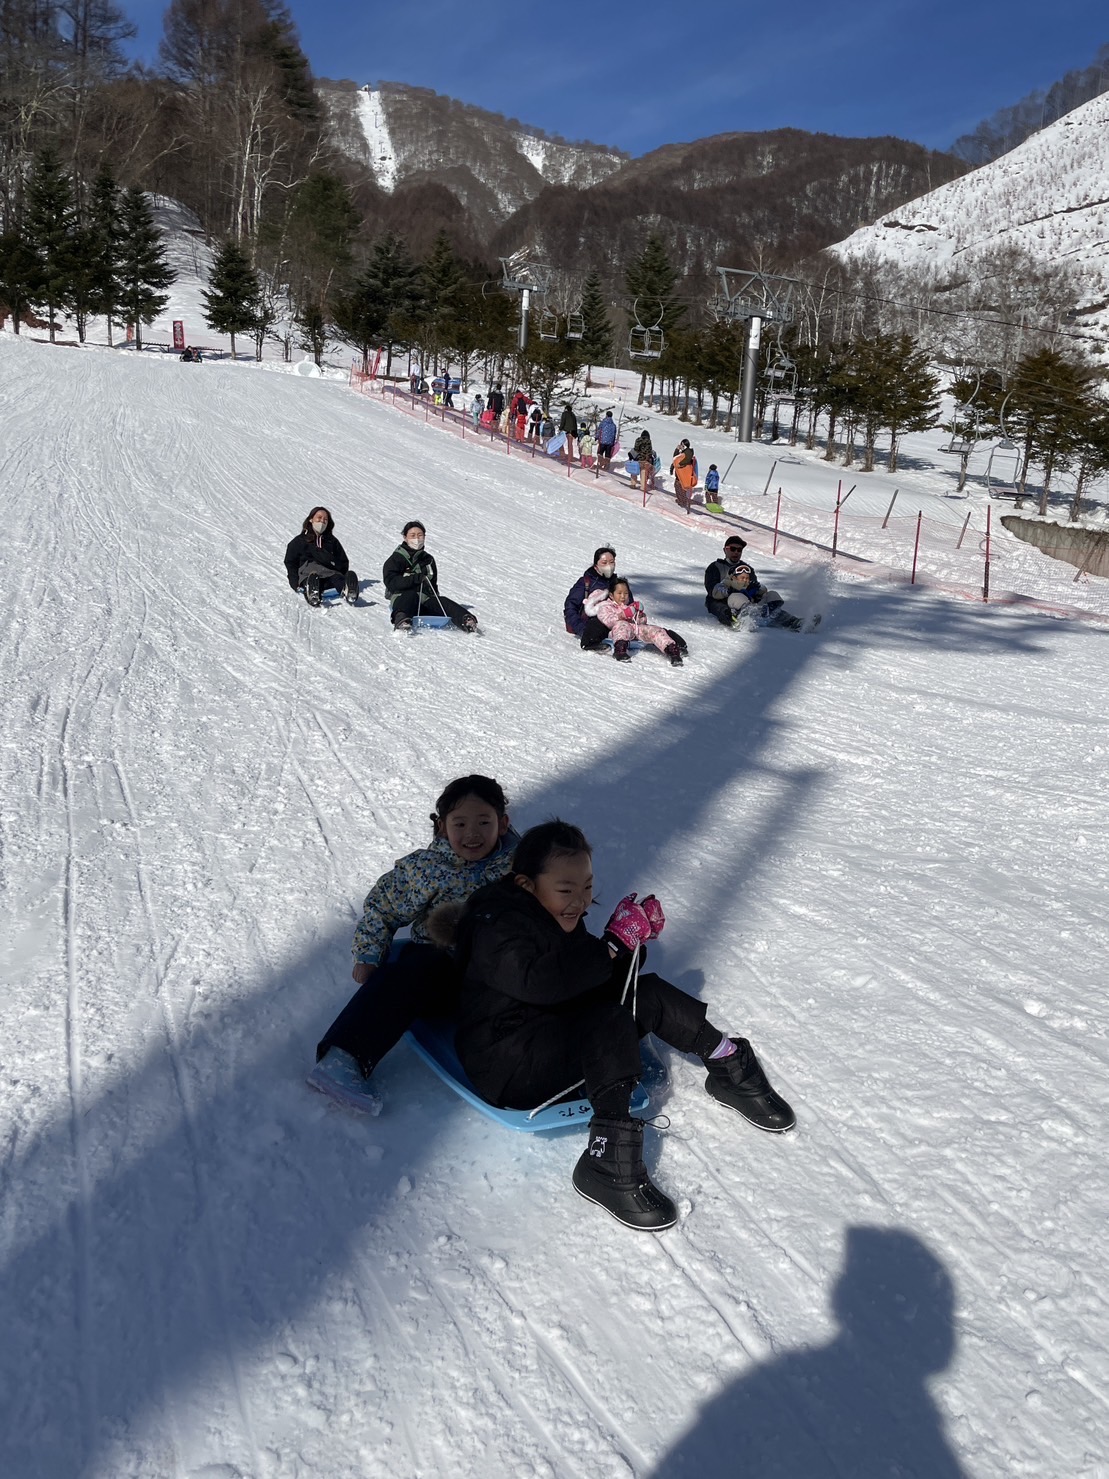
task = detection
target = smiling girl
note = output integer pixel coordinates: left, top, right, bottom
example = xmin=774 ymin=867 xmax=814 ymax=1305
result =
xmin=311 ymin=776 xmax=519 ymax=1111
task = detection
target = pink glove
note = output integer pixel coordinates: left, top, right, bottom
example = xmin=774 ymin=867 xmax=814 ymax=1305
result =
xmin=640 ymin=895 xmax=666 ymax=939
xmin=604 ymin=892 xmax=653 ymax=953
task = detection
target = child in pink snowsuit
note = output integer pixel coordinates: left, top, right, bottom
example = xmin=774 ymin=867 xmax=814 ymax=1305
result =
xmin=587 ymin=577 xmax=684 ymax=666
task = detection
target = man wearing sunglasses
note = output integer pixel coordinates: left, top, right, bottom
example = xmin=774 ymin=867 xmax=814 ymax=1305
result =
xmin=704 ymin=536 xmax=748 ymax=625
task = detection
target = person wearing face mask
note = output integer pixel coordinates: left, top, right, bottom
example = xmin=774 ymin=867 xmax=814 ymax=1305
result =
xmin=563 ymin=546 xmax=618 ymax=651
xmin=283 ymin=507 xmax=359 ymax=607
xmin=382 ymin=520 xmax=479 ymax=633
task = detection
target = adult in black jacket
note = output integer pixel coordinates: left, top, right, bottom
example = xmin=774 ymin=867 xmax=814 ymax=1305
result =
xmin=558 ymin=402 xmax=578 ymax=462
xmin=284 ymin=507 xmax=358 ymax=607
xmin=382 ymin=520 xmax=478 ymax=633
xmin=704 ymin=534 xmax=748 ymax=624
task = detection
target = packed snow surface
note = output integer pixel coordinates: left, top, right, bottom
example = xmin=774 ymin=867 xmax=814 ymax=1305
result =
xmin=2 ymin=331 xmax=1109 ymax=1479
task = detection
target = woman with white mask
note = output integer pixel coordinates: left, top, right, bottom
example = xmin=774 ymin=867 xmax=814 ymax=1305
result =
xmin=283 ymin=507 xmax=359 ymax=607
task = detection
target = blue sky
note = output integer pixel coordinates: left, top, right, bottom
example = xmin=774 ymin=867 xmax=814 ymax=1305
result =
xmin=127 ymin=1 xmax=1108 ymax=155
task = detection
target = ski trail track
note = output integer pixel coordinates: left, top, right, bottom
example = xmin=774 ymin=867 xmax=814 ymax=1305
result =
xmin=4 ymin=336 xmax=1109 ymax=1477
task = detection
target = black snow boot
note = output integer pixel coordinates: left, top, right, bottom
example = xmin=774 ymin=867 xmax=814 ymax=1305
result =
xmin=304 ymin=574 xmax=322 ymax=608
xmin=572 ymin=1116 xmax=677 ymax=1231
xmin=342 ymin=571 xmax=359 ymax=604
xmin=663 ymin=643 xmax=683 ymax=667
xmin=613 ymin=640 xmax=632 ymax=662
xmin=704 ymin=1038 xmax=796 ymax=1132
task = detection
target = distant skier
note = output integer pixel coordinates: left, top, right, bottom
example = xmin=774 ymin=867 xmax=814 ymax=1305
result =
xmin=383 ymin=520 xmax=479 ymax=633
xmin=284 ymin=507 xmax=358 ymax=607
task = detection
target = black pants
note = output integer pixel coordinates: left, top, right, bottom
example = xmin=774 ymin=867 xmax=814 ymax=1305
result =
xmin=463 ymin=966 xmax=708 ymax=1110
xmin=706 ymin=596 xmax=732 ymax=626
xmin=299 ymin=561 xmax=352 ymax=597
xmin=391 ymin=588 xmax=473 ymax=628
xmin=317 ymin=944 xmax=460 ymax=1072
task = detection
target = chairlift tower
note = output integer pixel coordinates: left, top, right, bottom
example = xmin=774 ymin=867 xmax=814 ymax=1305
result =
xmin=716 ymin=268 xmax=797 ymax=442
xmin=499 ymin=253 xmax=554 ymax=352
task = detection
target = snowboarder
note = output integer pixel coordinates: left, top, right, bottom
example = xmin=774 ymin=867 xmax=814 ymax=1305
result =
xmin=382 ymin=520 xmax=479 ymax=633
xmin=586 ymin=577 xmax=685 ymax=666
xmin=284 ymin=507 xmax=359 ymax=607
xmin=311 ymin=777 xmax=520 ymax=1111
xmin=449 ymin=820 xmax=795 ymax=1231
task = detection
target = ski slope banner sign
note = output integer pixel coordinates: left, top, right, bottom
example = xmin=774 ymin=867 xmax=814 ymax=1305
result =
xmin=172 ymin=320 xmax=185 ymax=351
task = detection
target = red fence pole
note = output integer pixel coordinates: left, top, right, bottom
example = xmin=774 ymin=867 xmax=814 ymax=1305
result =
xmin=983 ymin=506 xmax=992 ymax=602
xmin=773 ymin=488 xmax=782 ymax=556
xmin=911 ymin=510 xmax=922 ymax=584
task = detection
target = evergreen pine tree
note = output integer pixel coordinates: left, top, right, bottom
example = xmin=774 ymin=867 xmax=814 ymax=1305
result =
xmin=202 ymin=238 xmax=261 ymax=359
xmin=417 ymin=230 xmax=467 ymax=373
xmin=116 ymin=187 xmax=175 ymax=350
xmin=624 ymin=234 xmax=685 ymax=403
xmin=331 ymin=232 xmax=423 ymax=374
xmin=577 ymin=270 xmax=613 ymax=375
xmin=86 ymin=168 xmax=124 ymax=345
xmin=0 ymin=232 xmax=40 ymax=336
xmin=25 ymin=148 xmax=77 ymax=343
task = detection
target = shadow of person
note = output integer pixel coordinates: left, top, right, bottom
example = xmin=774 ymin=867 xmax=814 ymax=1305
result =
xmin=650 ymin=1226 xmax=967 ymax=1479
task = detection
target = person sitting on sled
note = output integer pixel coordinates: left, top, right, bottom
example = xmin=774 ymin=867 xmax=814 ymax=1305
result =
xmin=586 ymin=576 xmax=685 ymax=666
xmin=704 ymin=535 xmax=748 ymax=624
xmin=311 ymin=775 xmax=521 ymax=1112
xmin=382 ymin=520 xmax=479 ymax=633
xmin=447 ymin=820 xmax=795 ymax=1231
xmin=564 ymin=545 xmax=620 ymax=651
xmin=712 ymin=560 xmax=804 ymax=631
xmin=283 ymin=506 xmax=359 ymax=607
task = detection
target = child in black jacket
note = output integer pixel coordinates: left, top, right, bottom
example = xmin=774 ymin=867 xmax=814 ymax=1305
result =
xmin=453 ymin=821 xmax=794 ymax=1232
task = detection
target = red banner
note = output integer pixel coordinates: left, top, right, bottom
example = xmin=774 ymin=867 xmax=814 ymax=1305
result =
xmin=172 ymin=320 xmax=185 ymax=351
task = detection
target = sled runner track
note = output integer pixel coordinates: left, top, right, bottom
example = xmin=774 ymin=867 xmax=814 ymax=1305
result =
xmin=108 ymin=747 xmax=264 ymax=1475
xmin=52 ymin=627 xmax=112 ymax=1460
xmin=389 ymin=1219 xmax=653 ymax=1475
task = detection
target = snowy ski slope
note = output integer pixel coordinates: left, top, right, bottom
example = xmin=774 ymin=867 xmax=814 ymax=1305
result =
xmin=2 ymin=331 xmax=1109 ymax=1479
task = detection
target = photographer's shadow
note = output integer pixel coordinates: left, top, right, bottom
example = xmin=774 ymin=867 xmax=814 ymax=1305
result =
xmin=651 ymin=1227 xmax=967 ymax=1479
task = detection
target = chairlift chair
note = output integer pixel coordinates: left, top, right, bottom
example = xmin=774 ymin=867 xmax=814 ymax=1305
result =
xmin=628 ymin=297 xmax=664 ymax=361
xmin=986 ymin=441 xmax=1022 ymax=499
xmin=538 ymin=306 xmax=559 ymax=342
xmin=565 ymin=310 xmax=584 ymax=340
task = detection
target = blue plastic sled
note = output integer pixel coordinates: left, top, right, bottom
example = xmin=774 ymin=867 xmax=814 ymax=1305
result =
xmin=405 ymin=1017 xmax=654 ymax=1133
xmin=411 ymin=614 xmax=452 ymax=631
xmin=545 ymin=432 xmax=567 ymax=456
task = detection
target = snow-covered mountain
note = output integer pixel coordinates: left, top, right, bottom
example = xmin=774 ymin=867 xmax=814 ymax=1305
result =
xmin=831 ymin=93 xmax=1109 ymax=344
xmin=319 ymin=80 xmax=627 ymax=232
